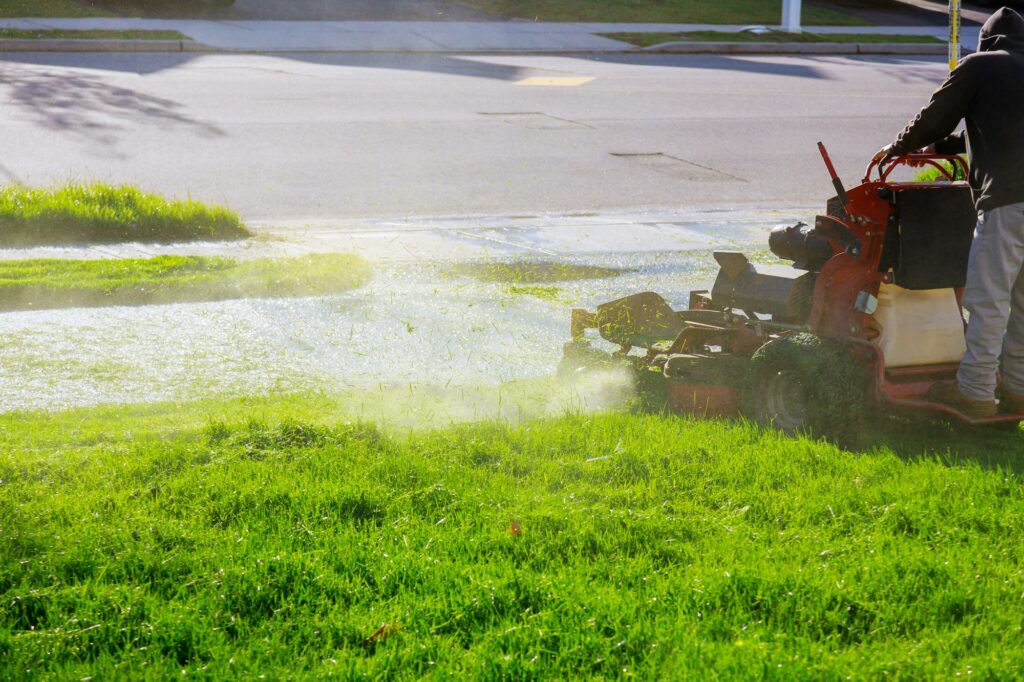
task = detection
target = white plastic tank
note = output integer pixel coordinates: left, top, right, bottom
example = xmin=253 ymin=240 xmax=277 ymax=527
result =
xmin=872 ymin=283 xmax=967 ymax=367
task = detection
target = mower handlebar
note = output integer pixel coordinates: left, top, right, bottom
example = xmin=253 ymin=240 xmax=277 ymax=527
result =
xmin=864 ymin=152 xmax=968 ymax=185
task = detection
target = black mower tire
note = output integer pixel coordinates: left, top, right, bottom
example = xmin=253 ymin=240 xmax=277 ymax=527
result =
xmin=743 ymin=333 xmax=869 ymax=436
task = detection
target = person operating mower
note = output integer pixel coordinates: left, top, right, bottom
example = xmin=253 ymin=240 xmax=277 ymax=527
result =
xmin=879 ymin=7 xmax=1024 ymax=418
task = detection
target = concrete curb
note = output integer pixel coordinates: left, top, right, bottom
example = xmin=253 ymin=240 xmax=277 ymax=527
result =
xmin=643 ymin=41 xmax=947 ymax=55
xmin=0 ymin=38 xmax=948 ymax=56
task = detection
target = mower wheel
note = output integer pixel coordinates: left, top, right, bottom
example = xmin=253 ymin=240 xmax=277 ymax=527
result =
xmin=744 ymin=333 xmax=869 ymax=435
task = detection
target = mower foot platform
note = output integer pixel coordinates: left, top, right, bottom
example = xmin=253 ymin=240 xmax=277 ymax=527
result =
xmin=890 ymin=399 xmax=1024 ymax=426
xmin=880 ymin=365 xmax=1024 ymax=426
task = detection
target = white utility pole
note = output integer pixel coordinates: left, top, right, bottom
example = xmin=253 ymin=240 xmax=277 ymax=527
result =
xmin=782 ymin=0 xmax=802 ymax=33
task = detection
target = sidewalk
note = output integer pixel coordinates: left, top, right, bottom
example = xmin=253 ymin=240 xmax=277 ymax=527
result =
xmin=0 ymin=18 xmax=979 ymax=53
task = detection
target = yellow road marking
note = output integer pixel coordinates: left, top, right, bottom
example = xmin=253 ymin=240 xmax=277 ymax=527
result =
xmin=515 ymin=76 xmax=595 ymax=87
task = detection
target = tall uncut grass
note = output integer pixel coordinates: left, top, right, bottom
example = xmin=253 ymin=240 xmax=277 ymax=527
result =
xmin=1 ymin=396 xmax=1021 ymax=678
xmin=0 ymin=184 xmax=249 ymax=246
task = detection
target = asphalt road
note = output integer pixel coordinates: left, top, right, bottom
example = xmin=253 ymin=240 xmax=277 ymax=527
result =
xmin=0 ymin=52 xmax=950 ymax=221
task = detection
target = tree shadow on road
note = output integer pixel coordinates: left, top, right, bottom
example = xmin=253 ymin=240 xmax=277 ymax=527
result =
xmin=0 ymin=49 xmax=909 ymax=90
xmin=281 ymin=52 xmax=529 ymax=81
xmin=280 ymin=52 xmax=846 ymax=83
xmin=0 ymin=61 xmax=224 ymax=154
xmin=586 ymin=53 xmax=953 ymax=85
xmin=850 ymin=55 xmax=954 ymax=86
xmin=585 ymin=53 xmax=832 ymax=79
xmin=0 ymin=51 xmax=530 ymax=82
xmin=0 ymin=50 xmax=837 ymax=85
xmin=0 ymin=52 xmax=196 ymax=76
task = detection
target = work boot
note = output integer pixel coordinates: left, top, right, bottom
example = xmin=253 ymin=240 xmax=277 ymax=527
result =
xmin=926 ymin=382 xmax=998 ymax=419
xmin=999 ymin=386 xmax=1024 ymax=415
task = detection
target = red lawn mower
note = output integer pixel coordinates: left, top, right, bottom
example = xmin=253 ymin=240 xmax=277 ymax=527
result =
xmin=561 ymin=145 xmax=1024 ymax=432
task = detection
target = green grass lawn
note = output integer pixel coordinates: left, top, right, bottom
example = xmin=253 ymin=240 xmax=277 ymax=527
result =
xmin=0 ymin=0 xmax=114 ymax=18
xmin=914 ymin=158 xmax=968 ymax=182
xmin=0 ymin=28 xmax=189 ymax=40
xmin=606 ymin=31 xmax=944 ymax=48
xmin=0 ymin=253 xmax=372 ymax=310
xmin=1 ymin=390 xmax=1021 ymax=678
xmin=460 ymin=0 xmax=867 ymax=25
xmin=0 ymin=0 xmax=233 ymax=18
xmin=0 ymin=184 xmax=248 ymax=247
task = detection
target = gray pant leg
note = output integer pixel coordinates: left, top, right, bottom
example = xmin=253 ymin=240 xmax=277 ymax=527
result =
xmin=957 ymin=201 xmax=1024 ymax=401
xmin=1002 ymin=213 xmax=1024 ymax=394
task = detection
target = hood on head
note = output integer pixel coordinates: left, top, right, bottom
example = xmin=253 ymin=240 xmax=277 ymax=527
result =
xmin=979 ymin=7 xmax=1024 ymax=52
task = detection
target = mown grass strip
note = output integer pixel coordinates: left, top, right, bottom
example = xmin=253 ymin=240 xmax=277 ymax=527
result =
xmin=0 ymin=184 xmax=248 ymax=247
xmin=0 ymin=253 xmax=372 ymax=310
xmin=0 ymin=399 xmax=1021 ymax=678
xmin=460 ymin=0 xmax=867 ymax=25
xmin=606 ymin=30 xmax=944 ymax=48
xmin=0 ymin=28 xmax=189 ymax=40
xmin=453 ymin=260 xmax=629 ymax=284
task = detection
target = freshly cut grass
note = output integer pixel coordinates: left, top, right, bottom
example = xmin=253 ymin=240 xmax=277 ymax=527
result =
xmin=0 ymin=253 xmax=372 ymax=310
xmin=0 ymin=394 xmax=1022 ymax=678
xmin=504 ymin=283 xmax=565 ymax=302
xmin=607 ymin=30 xmax=944 ymax=48
xmin=0 ymin=28 xmax=189 ymax=40
xmin=0 ymin=184 xmax=248 ymax=247
xmin=454 ymin=260 xmax=628 ymax=284
xmin=460 ymin=0 xmax=866 ymax=25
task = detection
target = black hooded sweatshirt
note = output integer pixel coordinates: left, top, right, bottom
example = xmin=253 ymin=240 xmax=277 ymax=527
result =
xmin=890 ymin=7 xmax=1024 ymax=212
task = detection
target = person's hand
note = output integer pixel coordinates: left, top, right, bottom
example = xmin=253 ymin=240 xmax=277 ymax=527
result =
xmin=904 ymin=144 xmax=936 ymax=168
xmin=873 ymin=144 xmax=895 ymax=167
